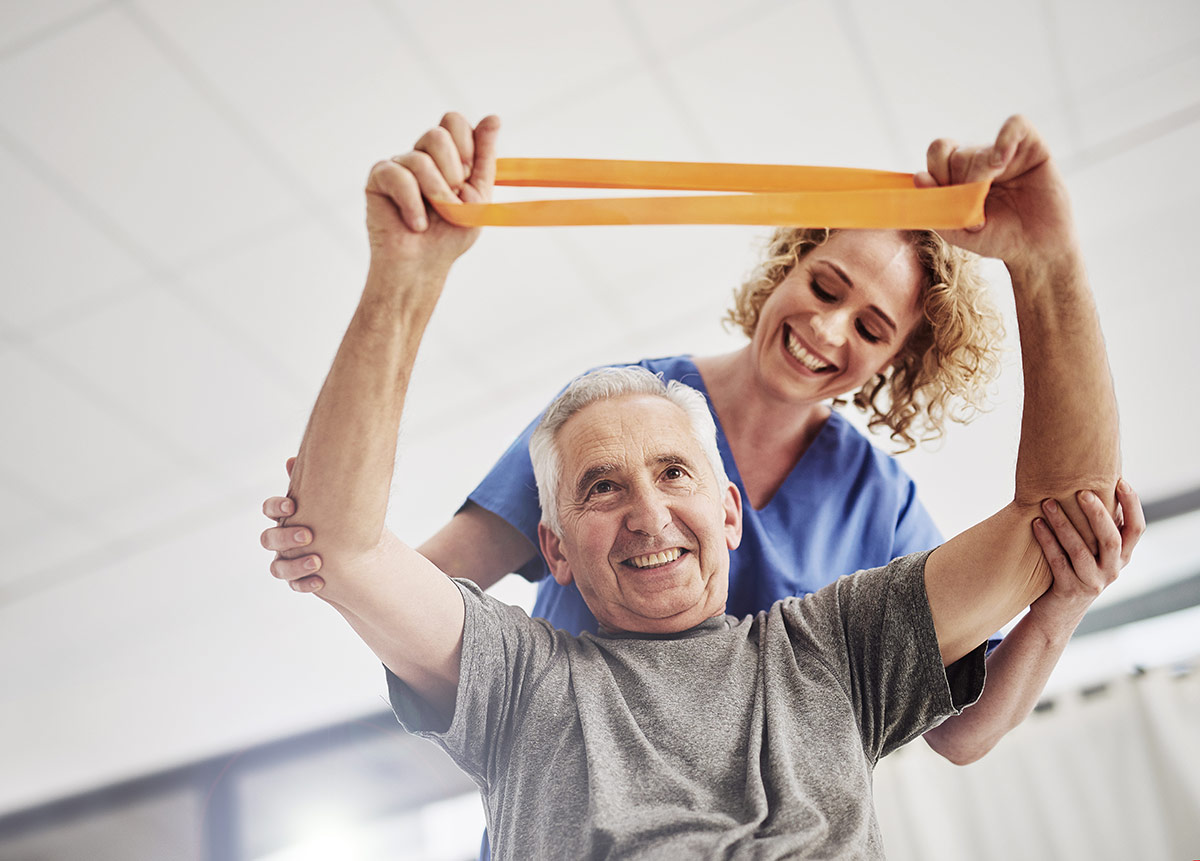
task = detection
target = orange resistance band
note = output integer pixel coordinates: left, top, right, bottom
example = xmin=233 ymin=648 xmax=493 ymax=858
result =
xmin=430 ymin=158 xmax=990 ymax=230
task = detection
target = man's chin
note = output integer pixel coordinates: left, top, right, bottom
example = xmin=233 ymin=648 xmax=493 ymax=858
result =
xmin=602 ymin=595 xmax=723 ymax=635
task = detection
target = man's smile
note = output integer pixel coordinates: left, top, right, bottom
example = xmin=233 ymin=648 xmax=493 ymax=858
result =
xmin=624 ymin=547 xmax=687 ymax=570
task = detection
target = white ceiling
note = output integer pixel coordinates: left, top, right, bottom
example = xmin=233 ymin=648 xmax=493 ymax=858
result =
xmin=1 ymin=0 xmax=1198 ymax=815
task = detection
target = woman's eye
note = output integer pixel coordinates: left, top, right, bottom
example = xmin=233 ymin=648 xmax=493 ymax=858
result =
xmin=810 ymin=280 xmax=836 ymax=302
xmin=855 ymin=320 xmax=882 ymax=344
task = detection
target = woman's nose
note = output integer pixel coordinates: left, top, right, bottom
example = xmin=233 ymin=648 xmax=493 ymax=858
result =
xmin=811 ymin=310 xmax=850 ymax=347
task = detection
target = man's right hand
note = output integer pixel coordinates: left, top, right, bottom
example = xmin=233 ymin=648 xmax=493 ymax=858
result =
xmin=365 ymin=112 xmax=501 ymax=276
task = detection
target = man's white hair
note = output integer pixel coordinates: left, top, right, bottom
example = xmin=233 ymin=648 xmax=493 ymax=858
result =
xmin=529 ymin=366 xmax=729 ymax=535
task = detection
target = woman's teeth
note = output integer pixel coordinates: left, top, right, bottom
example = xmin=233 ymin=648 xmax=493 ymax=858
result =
xmin=629 ymin=548 xmax=682 ymax=569
xmin=785 ymin=331 xmax=833 ymax=372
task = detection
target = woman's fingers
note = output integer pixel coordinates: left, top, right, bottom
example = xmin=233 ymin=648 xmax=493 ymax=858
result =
xmin=1039 ymin=498 xmax=1097 ymax=581
xmin=1115 ymin=479 xmax=1146 ymax=568
xmin=1032 ymin=516 xmax=1071 ymax=577
xmin=260 ymin=524 xmax=311 ymax=553
xmin=269 ymin=554 xmax=325 ymax=592
xmin=1073 ymin=490 xmax=1122 ymax=587
xmin=263 ymin=495 xmax=294 ymax=519
xmin=261 ymin=524 xmax=325 ymax=592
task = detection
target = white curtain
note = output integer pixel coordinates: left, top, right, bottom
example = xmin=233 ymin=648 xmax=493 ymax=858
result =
xmin=874 ymin=661 xmax=1200 ymax=860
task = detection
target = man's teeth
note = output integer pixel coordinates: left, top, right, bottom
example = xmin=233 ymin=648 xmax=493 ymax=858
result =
xmin=785 ymin=331 xmax=833 ymax=372
xmin=629 ymin=548 xmax=682 ymax=569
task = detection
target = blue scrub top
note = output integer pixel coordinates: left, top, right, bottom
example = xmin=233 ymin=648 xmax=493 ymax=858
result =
xmin=468 ymin=355 xmax=944 ymax=636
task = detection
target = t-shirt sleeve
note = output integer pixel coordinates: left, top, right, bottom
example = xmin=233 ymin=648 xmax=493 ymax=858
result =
xmin=781 ymin=551 xmax=986 ymax=764
xmin=385 ymin=579 xmax=561 ymax=788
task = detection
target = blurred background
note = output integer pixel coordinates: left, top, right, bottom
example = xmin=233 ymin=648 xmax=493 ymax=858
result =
xmin=1 ymin=0 xmax=1197 ymax=858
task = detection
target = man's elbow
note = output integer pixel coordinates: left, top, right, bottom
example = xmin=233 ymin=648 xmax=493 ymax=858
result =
xmin=1013 ymin=468 xmax=1121 ymax=513
xmin=305 ymin=532 xmax=400 ymax=600
xmin=923 ymin=723 xmax=997 ymax=766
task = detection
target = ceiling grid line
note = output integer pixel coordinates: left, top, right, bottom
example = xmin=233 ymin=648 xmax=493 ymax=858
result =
xmin=0 ymin=477 xmax=284 ymax=607
xmin=0 ymin=0 xmax=116 ymax=64
xmin=0 ymin=460 xmax=104 ymax=540
xmin=609 ymin=0 xmax=721 ymax=161
xmin=117 ymin=0 xmax=362 ymax=259
xmin=369 ymin=0 xmax=472 ymax=110
xmin=1061 ymin=100 xmax=1200 ymax=174
xmin=0 ymin=317 xmax=211 ymax=479
xmin=0 ymin=122 xmax=312 ymax=404
xmin=1071 ymin=35 xmax=1200 ymax=106
xmin=1038 ymin=0 xmax=1085 ymax=152
xmin=832 ymin=1 xmax=908 ymax=167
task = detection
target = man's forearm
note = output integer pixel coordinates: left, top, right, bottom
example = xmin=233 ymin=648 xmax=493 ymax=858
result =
xmin=282 ymin=263 xmax=450 ymax=562
xmin=1010 ymin=248 xmax=1121 ymax=514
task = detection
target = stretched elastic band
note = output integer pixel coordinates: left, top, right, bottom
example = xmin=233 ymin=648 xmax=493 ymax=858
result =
xmin=430 ymin=158 xmax=989 ymax=229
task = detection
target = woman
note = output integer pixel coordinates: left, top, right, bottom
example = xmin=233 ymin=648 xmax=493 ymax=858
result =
xmin=263 ymin=112 xmax=1142 ymax=768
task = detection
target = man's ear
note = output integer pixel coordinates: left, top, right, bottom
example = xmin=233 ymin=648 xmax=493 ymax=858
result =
xmin=538 ymin=521 xmax=575 ymax=586
xmin=723 ymin=481 xmax=743 ymax=551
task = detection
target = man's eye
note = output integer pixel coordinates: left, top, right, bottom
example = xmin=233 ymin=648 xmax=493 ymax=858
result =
xmin=590 ymin=480 xmax=616 ymax=496
xmin=810 ymin=280 xmax=836 ymax=302
xmin=663 ymin=466 xmax=685 ymax=480
xmin=855 ymin=320 xmax=882 ymax=344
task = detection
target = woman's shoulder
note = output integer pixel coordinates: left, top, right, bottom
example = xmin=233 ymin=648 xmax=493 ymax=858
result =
xmin=819 ymin=410 xmax=919 ymax=485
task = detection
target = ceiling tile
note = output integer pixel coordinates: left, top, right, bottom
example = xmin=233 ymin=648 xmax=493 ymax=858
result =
xmin=660 ymin=0 xmax=896 ymax=168
xmin=0 ymin=507 xmax=388 ymax=813
xmin=1052 ymin=0 xmax=1200 ymax=95
xmin=133 ymin=0 xmax=454 ymax=203
xmin=1068 ymin=118 xmax=1200 ymax=248
xmin=847 ymin=0 xmax=1071 ymax=161
xmin=624 ymin=0 xmax=785 ymax=59
xmin=1071 ymin=52 xmax=1200 ymax=153
xmin=175 ymin=216 xmax=365 ymax=394
xmin=400 ymin=0 xmax=643 ymax=121
xmin=0 ymin=473 xmax=98 ymax=593
xmin=1080 ymin=205 xmax=1200 ymax=501
xmin=0 ymin=149 xmax=148 ymax=330
xmin=0 ymin=7 xmax=299 ymax=267
xmin=0 ymin=347 xmax=193 ymax=517
xmin=30 ymin=283 xmax=309 ymax=481
xmin=504 ymin=67 xmax=715 ymax=161
xmin=0 ymin=0 xmax=101 ymax=55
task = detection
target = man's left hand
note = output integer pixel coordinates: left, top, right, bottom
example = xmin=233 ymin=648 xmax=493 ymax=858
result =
xmin=916 ymin=115 xmax=1079 ymax=274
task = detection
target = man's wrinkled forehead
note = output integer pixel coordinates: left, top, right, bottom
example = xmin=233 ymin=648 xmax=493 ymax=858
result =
xmin=556 ymin=396 xmax=705 ymax=496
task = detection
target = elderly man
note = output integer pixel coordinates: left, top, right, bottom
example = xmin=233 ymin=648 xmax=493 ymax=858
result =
xmin=263 ymin=114 xmax=1137 ymax=858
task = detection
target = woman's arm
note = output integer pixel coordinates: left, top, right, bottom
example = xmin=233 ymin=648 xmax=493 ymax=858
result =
xmin=924 ymin=481 xmax=1143 ymax=764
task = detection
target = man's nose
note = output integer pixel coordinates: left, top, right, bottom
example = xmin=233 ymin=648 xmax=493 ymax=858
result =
xmin=625 ymin=487 xmax=671 ymax=535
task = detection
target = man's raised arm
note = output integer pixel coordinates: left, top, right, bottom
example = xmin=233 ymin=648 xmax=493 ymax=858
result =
xmin=918 ymin=116 xmax=1122 ymax=664
xmin=273 ymin=113 xmax=501 ymax=717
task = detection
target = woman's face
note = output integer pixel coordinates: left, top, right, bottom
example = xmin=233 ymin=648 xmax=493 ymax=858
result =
xmin=750 ymin=230 xmax=926 ymax=405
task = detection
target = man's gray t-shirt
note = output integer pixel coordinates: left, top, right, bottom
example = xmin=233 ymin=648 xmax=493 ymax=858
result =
xmin=388 ymin=550 xmax=986 ymax=859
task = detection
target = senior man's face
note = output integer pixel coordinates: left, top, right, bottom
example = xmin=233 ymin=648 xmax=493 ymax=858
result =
xmin=538 ymin=394 xmax=743 ymax=635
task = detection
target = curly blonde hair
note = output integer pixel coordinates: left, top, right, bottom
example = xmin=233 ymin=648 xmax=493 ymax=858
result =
xmin=726 ymin=228 xmax=1005 ymax=451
